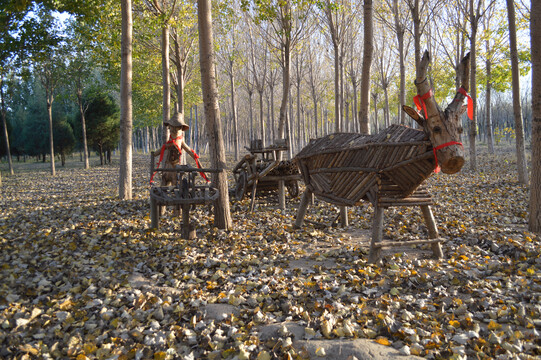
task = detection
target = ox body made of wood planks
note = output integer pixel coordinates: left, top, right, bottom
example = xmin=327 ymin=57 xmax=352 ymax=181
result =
xmin=294 ymin=51 xmax=471 ymax=263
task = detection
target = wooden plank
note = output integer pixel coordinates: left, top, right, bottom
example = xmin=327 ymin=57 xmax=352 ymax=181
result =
xmin=372 ymin=239 xmax=442 ymax=248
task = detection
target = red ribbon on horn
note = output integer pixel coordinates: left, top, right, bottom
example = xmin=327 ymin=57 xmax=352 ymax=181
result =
xmin=458 ymin=87 xmax=473 ymax=120
xmin=413 ymin=89 xmax=433 ymax=119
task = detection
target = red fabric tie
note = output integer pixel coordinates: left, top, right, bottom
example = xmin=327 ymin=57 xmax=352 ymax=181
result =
xmin=150 ymin=135 xmax=184 ymax=185
xmin=413 ymin=89 xmax=433 ymax=119
xmin=192 ymin=150 xmax=209 ymax=183
xmin=458 ymin=87 xmax=473 ymax=120
xmin=432 ymin=141 xmax=463 ymax=173
xmin=149 ymin=134 xmax=210 ymax=184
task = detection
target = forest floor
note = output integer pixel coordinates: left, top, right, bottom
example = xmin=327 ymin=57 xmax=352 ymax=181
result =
xmin=0 ymin=146 xmax=539 ymax=360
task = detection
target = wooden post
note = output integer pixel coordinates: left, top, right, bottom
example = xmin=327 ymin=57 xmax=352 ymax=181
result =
xmin=278 ymin=179 xmax=286 ymax=210
xmin=294 ymin=190 xmax=312 ymax=229
xmin=420 ymin=205 xmax=443 ymax=258
xmin=250 ymin=179 xmax=258 ymax=212
xmin=368 ymin=206 xmax=384 ymax=263
xmin=340 ymin=206 xmax=348 ymax=227
xmin=150 ymin=196 xmax=159 ymax=229
xmin=181 ymin=204 xmax=196 ymax=239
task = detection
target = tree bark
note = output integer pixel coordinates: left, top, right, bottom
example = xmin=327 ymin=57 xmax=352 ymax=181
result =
xmin=506 ymin=0 xmax=528 ymax=185
xmin=76 ymin=89 xmax=90 ymax=169
xmin=46 ymin=99 xmax=55 ymax=176
xmin=359 ymin=0 xmax=373 ymax=135
xmin=485 ymin=57 xmax=494 ymax=154
xmin=0 ymin=81 xmax=14 ymax=175
xmin=530 ymin=0 xmax=541 ymax=232
xmin=174 ymin=32 xmax=185 ymax=114
xmin=119 ymin=0 xmax=133 ymax=200
xmin=278 ymin=0 xmax=292 ymax=140
xmin=392 ymin=0 xmax=406 ymax=125
xmin=162 ymin=26 xmax=171 ymax=141
xmin=229 ymin=65 xmax=239 ymax=161
xmin=197 ymin=0 xmax=232 ymax=229
xmin=279 ymin=42 xmax=291 ymax=139
xmin=468 ymin=0 xmax=478 ymax=171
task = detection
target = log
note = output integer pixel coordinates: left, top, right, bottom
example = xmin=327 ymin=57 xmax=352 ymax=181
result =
xmin=371 ymin=239 xmax=442 ymax=248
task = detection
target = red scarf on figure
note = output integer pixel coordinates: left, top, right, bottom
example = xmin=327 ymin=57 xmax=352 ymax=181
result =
xmin=150 ymin=134 xmax=209 ymax=184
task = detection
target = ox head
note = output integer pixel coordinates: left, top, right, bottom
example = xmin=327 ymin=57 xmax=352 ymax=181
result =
xmin=403 ymin=51 xmax=471 ymax=174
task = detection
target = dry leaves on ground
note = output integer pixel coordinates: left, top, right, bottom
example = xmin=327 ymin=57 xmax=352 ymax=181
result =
xmin=0 ymin=149 xmax=539 ymax=360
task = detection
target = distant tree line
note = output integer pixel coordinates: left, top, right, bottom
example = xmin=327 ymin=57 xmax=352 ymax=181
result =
xmin=0 ymin=77 xmax=119 ymax=166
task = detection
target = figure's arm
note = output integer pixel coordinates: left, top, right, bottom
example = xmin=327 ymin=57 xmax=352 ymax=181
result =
xmin=181 ymin=140 xmax=196 ymax=160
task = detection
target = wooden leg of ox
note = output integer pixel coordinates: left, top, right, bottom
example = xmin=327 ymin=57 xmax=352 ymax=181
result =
xmin=368 ymin=205 xmax=443 ymax=264
xmin=420 ymin=205 xmax=444 ymax=259
xmin=294 ymin=190 xmax=313 ymax=229
xmin=340 ymin=206 xmax=349 ymax=227
xmin=150 ymin=196 xmax=159 ymax=229
xmin=278 ymin=180 xmax=286 ymax=210
xmin=368 ymin=206 xmax=384 ymax=264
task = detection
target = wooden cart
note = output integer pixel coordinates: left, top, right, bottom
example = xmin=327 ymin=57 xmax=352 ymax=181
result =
xmin=232 ymin=140 xmax=300 ymax=211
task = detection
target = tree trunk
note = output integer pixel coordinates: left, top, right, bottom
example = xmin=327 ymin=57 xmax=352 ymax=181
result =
xmin=359 ymin=0 xmax=373 ymax=135
xmin=47 ymin=100 xmax=56 ymax=176
xmin=174 ymin=32 xmax=185 ymax=114
xmin=248 ymin=90 xmax=254 ymax=140
xmin=259 ymin=90 xmax=265 ymax=146
xmin=333 ymin=44 xmax=341 ymax=132
xmin=270 ymin=84 xmax=275 ymax=142
xmin=485 ymin=58 xmax=494 ymax=154
xmin=0 ymin=82 xmax=14 ymax=175
xmin=383 ymin=84 xmax=390 ymax=128
xmin=411 ymin=0 xmax=421 ymax=68
xmin=76 ymin=91 xmax=90 ymax=169
xmin=530 ymin=0 xmax=541 ymax=232
xmin=393 ymin=0 xmax=406 ymax=124
xmin=119 ymin=0 xmax=133 ymax=200
xmin=278 ymin=43 xmax=291 ymax=140
xmin=99 ymin=145 xmax=104 ymax=165
xmin=313 ymin=97 xmax=318 ymax=138
xmin=162 ymin=26 xmax=171 ymax=142
xmin=229 ymin=68 xmax=239 ymax=161
xmin=197 ymin=0 xmax=232 ymax=229
xmin=506 ymin=0 xmax=528 ymax=185
xmin=468 ymin=0 xmax=479 ymax=172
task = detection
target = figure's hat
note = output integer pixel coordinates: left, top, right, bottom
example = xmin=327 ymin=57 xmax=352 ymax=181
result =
xmin=165 ymin=112 xmax=189 ymax=131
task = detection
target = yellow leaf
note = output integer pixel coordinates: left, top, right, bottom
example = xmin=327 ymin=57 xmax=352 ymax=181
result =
xmin=449 ymin=320 xmax=461 ymax=328
xmin=488 ymin=320 xmax=501 ymax=330
xmin=154 ymin=352 xmax=167 ymax=360
xmin=59 ymin=299 xmax=74 ymax=311
xmin=375 ymin=337 xmax=391 ymax=346
xmin=83 ymin=342 xmax=97 ymax=354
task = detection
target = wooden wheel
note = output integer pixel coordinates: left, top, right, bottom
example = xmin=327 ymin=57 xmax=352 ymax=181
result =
xmin=235 ymin=171 xmax=248 ymax=200
xmin=286 ymin=181 xmax=299 ymax=198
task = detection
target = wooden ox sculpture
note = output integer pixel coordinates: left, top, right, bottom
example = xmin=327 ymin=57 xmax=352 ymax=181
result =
xmin=294 ymin=51 xmax=471 ymax=263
